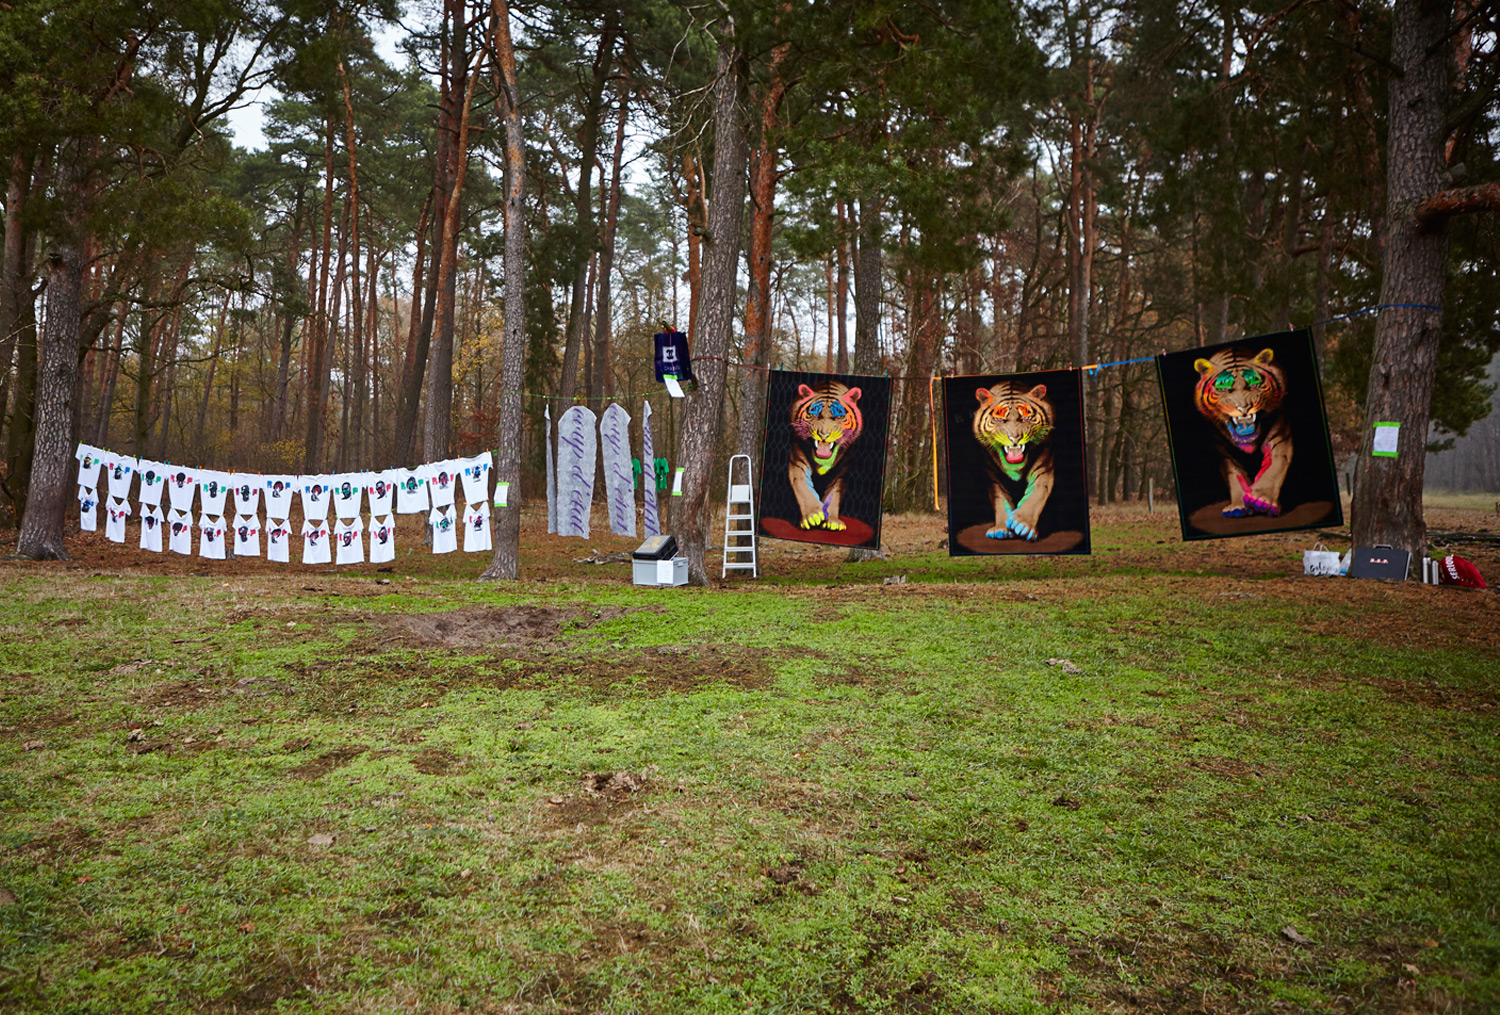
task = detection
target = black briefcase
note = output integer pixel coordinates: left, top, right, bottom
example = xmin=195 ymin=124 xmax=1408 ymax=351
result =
xmin=1348 ymin=545 xmax=1410 ymax=581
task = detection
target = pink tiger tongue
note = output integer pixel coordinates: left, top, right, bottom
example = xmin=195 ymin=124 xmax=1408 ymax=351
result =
xmin=814 ymin=441 xmax=834 ymax=459
xmin=1004 ymin=446 xmax=1026 ymax=464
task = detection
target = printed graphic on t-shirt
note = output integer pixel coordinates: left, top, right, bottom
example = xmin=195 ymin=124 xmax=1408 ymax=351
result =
xmin=79 ymin=487 xmax=99 ymax=532
xmin=428 ymin=463 xmax=457 ymax=508
xmin=266 ymin=519 xmax=292 ymax=563
xmin=199 ymin=472 xmax=231 ymax=515
xmin=264 ymin=476 xmax=296 ymax=517
xmin=334 ymin=517 xmax=364 ymax=565
xmin=396 ymin=469 xmax=429 ymax=514
xmin=302 ymin=519 xmax=331 ymax=564
xmin=301 ymin=478 xmax=331 ymax=520
xmin=75 ymin=445 xmax=103 ymax=489
xmin=199 ymin=514 xmax=227 ymax=560
xmin=429 ymin=506 xmax=457 ymax=554
xmin=169 ymin=511 xmax=194 ymax=555
xmin=367 ymin=471 xmax=396 ymax=516
xmin=105 ymin=497 xmax=132 ymax=543
xmin=234 ymin=514 xmax=261 ymax=557
xmin=140 ymin=506 xmax=163 ymax=552
xmin=463 ymin=501 xmax=492 ymax=553
xmin=369 ymin=514 xmax=396 ymax=563
xmin=460 ymin=453 xmax=492 ymax=506
xmin=105 ymin=456 xmax=137 ymax=500
xmin=232 ymin=474 xmax=261 ymax=515
xmin=333 ymin=474 xmax=364 ymax=518
xmin=168 ymin=469 xmax=199 ymax=513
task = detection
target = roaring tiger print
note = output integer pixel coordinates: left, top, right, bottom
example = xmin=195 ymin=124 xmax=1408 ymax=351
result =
xmin=788 ymin=382 xmax=863 ymax=531
xmin=973 ymin=382 xmax=1054 ymax=540
xmin=1193 ymin=347 xmax=1291 ymax=517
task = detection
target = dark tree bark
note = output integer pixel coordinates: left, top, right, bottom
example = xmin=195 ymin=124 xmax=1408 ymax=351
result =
xmin=0 ymin=154 xmax=33 ymax=436
xmin=16 ymin=151 xmax=87 ymax=560
xmin=481 ymin=0 xmax=528 ymax=582
xmin=393 ymin=191 xmax=434 ymax=465
xmin=1351 ymin=0 xmax=1495 ymax=560
xmin=847 ymin=194 xmax=885 ymax=560
xmin=735 ymin=39 xmax=789 ymax=459
xmin=422 ymin=63 xmax=477 ymax=463
xmin=671 ymin=37 xmax=749 ymax=586
xmin=557 ymin=13 xmax=619 ymax=405
xmin=303 ymin=115 xmax=337 ymax=471
xmin=592 ymin=85 xmax=629 ymax=401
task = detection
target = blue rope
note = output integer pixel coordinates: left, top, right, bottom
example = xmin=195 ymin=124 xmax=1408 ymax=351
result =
xmin=1310 ymin=302 xmax=1443 ymax=328
xmin=1084 ymin=355 xmax=1156 ymax=376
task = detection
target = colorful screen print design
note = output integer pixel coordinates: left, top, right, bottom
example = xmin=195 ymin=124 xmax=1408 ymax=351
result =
xmin=757 ymin=370 xmax=891 ymax=549
xmin=943 ymin=370 xmax=1091 ymax=555
xmin=1157 ymin=328 xmax=1342 ymax=540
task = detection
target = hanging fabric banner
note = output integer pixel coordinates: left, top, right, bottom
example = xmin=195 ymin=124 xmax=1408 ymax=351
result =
xmin=757 ymin=369 xmax=891 ymax=549
xmin=943 ymin=369 xmax=1092 ymax=555
xmin=599 ymin=403 xmax=636 ymax=537
xmin=641 ymin=400 xmax=660 ymax=537
xmin=555 ymin=405 xmax=598 ymax=539
xmin=654 ymin=329 xmax=692 ymax=383
xmin=1157 ymin=328 xmax=1343 ymax=540
xmin=545 ymin=404 xmax=557 ymax=534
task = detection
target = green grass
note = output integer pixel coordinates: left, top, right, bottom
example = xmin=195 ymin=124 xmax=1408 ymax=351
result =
xmin=1 ymin=526 xmax=1497 ymax=1014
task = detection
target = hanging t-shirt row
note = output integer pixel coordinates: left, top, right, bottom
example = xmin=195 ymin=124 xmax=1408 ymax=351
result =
xmin=73 ymin=444 xmax=495 ymax=564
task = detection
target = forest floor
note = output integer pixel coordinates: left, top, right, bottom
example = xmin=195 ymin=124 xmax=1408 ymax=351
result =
xmin=0 ymin=499 xmax=1497 ymax=1014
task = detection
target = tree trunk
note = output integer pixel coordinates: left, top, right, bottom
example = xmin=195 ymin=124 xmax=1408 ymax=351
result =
xmin=481 ymin=0 xmax=528 ymax=582
xmin=557 ymin=14 xmax=618 ymax=405
xmin=736 ymin=41 xmax=789 ymax=458
xmin=393 ymin=191 xmax=434 ymax=465
xmin=303 ymin=116 xmax=337 ymax=471
xmin=92 ymin=305 xmax=126 ymax=448
xmin=671 ymin=38 xmax=748 ymax=586
xmin=16 ymin=149 xmax=88 ymax=560
xmin=0 ymin=154 xmax=33 ymax=436
xmin=1350 ymin=0 xmax=1459 ymax=561
xmin=836 ymin=199 xmax=849 ymax=373
xmin=846 ymin=194 xmax=885 ymax=559
xmin=592 ymin=85 xmax=629 ymax=402
xmin=422 ymin=62 xmax=477 ymax=463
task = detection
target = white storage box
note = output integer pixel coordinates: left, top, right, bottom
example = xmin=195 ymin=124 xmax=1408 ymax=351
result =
xmin=633 ymin=556 xmax=688 ymax=586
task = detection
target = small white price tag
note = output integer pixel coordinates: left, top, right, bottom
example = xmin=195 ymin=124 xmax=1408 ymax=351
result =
xmin=672 ymin=468 xmax=685 ymax=496
xmin=493 ymin=481 xmax=509 ymax=507
xmin=664 ymin=375 xmax=685 ymax=398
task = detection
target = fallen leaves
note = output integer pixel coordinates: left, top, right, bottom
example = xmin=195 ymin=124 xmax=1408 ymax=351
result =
xmin=1281 ymin=924 xmax=1314 ymax=945
xmin=1047 ymin=658 xmax=1084 ymax=674
xmin=307 ymin=833 xmax=335 ymax=847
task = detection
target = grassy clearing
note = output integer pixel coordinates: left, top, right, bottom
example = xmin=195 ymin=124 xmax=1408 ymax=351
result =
xmin=1 ymin=518 xmax=1498 ymax=1014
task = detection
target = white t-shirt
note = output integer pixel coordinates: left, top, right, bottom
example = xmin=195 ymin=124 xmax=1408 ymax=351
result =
xmin=139 ymin=505 xmax=163 ymax=552
xmin=231 ymin=474 xmax=261 ymax=515
xmin=264 ymin=476 xmax=297 ymax=518
xmin=105 ymin=498 xmax=132 ymax=543
xmin=198 ymin=514 xmax=227 ymax=560
xmin=79 ymin=487 xmax=100 ymax=531
xmin=301 ymin=477 xmax=331 ymax=520
xmin=104 ymin=454 xmax=137 ymax=501
xmin=265 ymin=518 xmax=292 ymax=563
xmin=334 ymin=516 xmax=364 ymax=565
xmin=137 ymin=461 xmax=167 ymax=508
xmin=168 ymin=510 xmax=194 ymax=555
xmin=395 ymin=468 xmax=429 ymax=514
xmin=167 ymin=468 xmax=199 ymax=513
xmin=233 ymin=514 xmax=261 ymax=557
xmin=198 ymin=471 xmax=231 ymax=516
xmin=75 ymin=444 xmax=103 ymax=489
xmin=369 ymin=514 xmax=396 ymax=563
xmin=302 ymin=519 xmax=331 ymax=564
xmin=460 ymin=452 xmax=493 ymax=506
xmin=332 ymin=473 xmax=365 ymax=518
xmin=427 ymin=461 xmax=458 ymax=509
xmin=429 ymin=506 xmax=457 ymax=554
xmin=463 ymin=501 xmax=492 ymax=552
xmin=367 ymin=470 xmax=396 ymax=516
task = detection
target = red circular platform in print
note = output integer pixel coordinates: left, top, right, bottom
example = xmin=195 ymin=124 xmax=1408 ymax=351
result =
xmin=760 ymin=515 xmax=875 ymax=547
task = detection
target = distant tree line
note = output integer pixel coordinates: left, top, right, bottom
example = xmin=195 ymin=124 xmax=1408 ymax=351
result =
xmin=1 ymin=0 xmax=1497 ymax=576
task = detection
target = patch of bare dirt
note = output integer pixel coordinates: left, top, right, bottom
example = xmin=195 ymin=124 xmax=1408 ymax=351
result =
xmin=411 ymin=747 xmax=464 ymax=775
xmin=505 ymin=644 xmax=772 ymax=693
xmin=539 ymin=769 xmax=654 ymax=828
xmin=289 ymin=745 xmax=365 ymax=779
xmin=380 ymin=605 xmax=638 ymax=648
xmin=1186 ymin=755 xmax=1283 ymax=780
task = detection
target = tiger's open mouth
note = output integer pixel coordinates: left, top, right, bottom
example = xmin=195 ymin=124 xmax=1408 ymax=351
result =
xmin=1003 ymin=444 xmax=1027 ymax=465
xmin=814 ymin=440 xmax=836 ymax=460
xmin=1226 ymin=413 xmax=1257 ymax=444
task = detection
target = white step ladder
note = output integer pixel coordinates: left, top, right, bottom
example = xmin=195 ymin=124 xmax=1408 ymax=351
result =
xmin=721 ymin=454 xmax=759 ymax=578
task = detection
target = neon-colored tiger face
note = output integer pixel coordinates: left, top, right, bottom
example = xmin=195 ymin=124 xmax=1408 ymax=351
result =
xmin=974 ymin=383 xmax=1053 ymax=477
xmin=1194 ymin=347 xmax=1284 ymax=450
xmin=791 ymin=382 xmax=863 ymax=475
